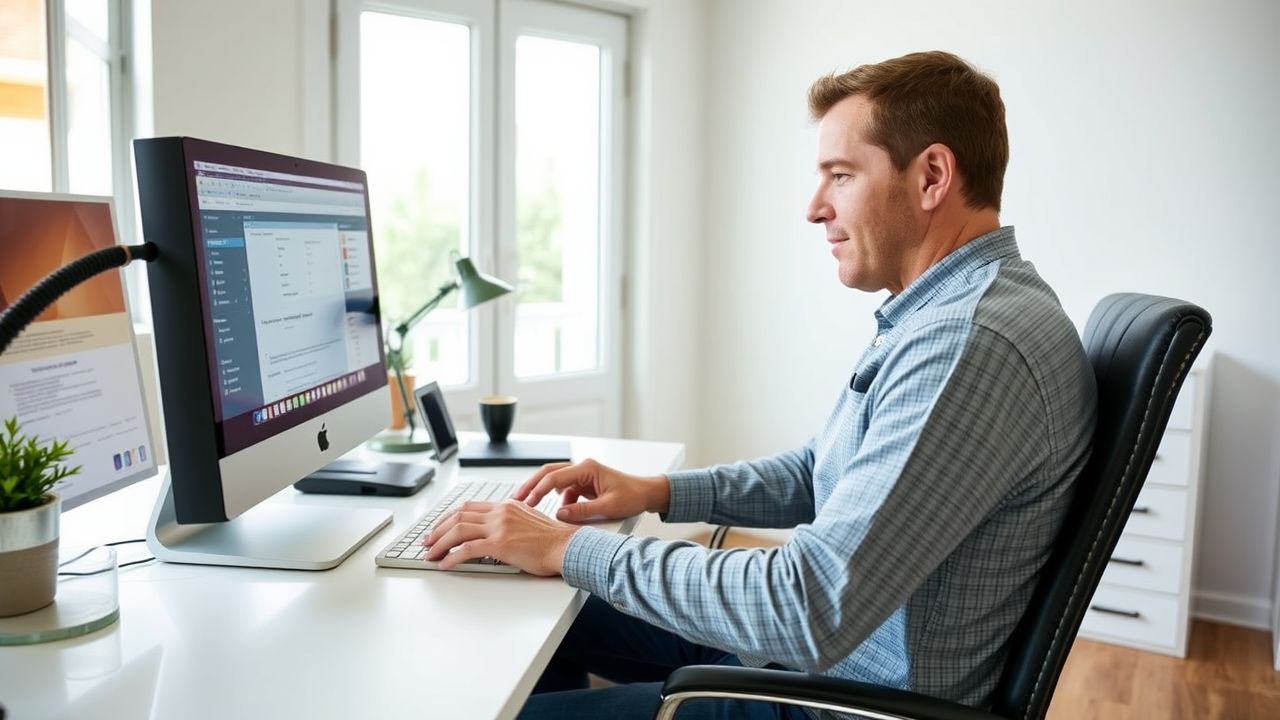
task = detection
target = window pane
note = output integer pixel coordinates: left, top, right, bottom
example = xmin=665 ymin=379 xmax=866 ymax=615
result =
xmin=66 ymin=0 xmax=108 ymax=39
xmin=0 ymin=0 xmax=51 ymax=192
xmin=66 ymin=31 xmax=113 ymax=195
xmin=361 ymin=12 xmax=471 ymax=386
xmin=513 ymin=36 xmax=600 ymax=378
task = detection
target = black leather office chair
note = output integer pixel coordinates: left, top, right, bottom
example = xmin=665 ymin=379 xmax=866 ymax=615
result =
xmin=655 ymin=293 xmax=1212 ymax=720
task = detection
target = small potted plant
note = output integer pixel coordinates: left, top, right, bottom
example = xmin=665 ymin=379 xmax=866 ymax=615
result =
xmin=0 ymin=417 xmax=80 ymax=616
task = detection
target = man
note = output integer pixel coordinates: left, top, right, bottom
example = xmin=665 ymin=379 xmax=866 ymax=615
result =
xmin=425 ymin=51 xmax=1096 ymax=719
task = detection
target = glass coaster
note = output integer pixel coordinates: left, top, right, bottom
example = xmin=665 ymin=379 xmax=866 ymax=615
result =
xmin=0 ymin=545 xmax=119 ymax=646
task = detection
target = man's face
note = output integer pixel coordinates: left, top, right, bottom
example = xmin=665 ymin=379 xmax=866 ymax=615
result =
xmin=806 ymin=95 xmax=920 ymax=293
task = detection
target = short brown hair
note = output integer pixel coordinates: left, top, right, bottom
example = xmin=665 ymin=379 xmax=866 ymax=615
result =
xmin=808 ymin=51 xmax=1008 ymax=212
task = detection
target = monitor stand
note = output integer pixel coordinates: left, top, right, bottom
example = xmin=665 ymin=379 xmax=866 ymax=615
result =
xmin=146 ymin=472 xmax=392 ymax=570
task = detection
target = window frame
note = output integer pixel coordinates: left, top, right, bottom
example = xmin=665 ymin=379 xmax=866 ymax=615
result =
xmin=336 ymin=0 xmax=628 ymax=437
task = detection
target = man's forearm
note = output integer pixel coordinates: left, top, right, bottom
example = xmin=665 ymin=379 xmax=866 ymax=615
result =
xmin=663 ymin=444 xmax=818 ymax=528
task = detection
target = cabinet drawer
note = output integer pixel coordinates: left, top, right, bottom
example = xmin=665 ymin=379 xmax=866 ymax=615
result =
xmin=1080 ymin=585 xmax=1179 ymax=650
xmin=1146 ymin=432 xmax=1191 ymax=488
xmin=1100 ymin=536 xmax=1185 ymax=594
xmin=1122 ymin=486 xmax=1187 ymax=541
xmin=1166 ymin=375 xmax=1196 ymax=431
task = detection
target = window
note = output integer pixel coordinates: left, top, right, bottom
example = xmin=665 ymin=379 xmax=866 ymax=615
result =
xmin=0 ymin=0 xmax=130 ymax=199
xmin=359 ymin=12 xmax=472 ymax=386
xmin=512 ymin=34 xmax=602 ymax=378
xmin=338 ymin=0 xmax=627 ymax=436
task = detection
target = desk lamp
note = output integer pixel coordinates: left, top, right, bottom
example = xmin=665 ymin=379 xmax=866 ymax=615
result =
xmin=368 ymin=252 xmax=512 ymax=453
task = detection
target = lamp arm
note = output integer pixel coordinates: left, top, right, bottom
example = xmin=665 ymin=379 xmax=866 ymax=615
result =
xmin=394 ymin=280 xmax=459 ymax=337
xmin=386 ymin=279 xmax=458 ymax=437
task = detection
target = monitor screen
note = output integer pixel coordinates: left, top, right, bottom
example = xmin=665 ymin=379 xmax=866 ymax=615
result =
xmin=0 ymin=191 xmax=157 ymax=509
xmin=187 ymin=156 xmax=384 ymax=457
xmin=136 ymin=137 xmax=391 ymax=528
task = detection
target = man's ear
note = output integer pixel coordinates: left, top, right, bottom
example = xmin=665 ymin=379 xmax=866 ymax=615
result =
xmin=915 ymin=143 xmax=956 ymax=211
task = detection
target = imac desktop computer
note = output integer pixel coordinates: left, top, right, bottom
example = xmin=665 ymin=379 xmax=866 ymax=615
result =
xmin=134 ymin=137 xmax=394 ymax=570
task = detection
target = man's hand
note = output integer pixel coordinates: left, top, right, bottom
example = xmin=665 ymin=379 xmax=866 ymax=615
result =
xmin=514 ymin=458 xmax=671 ymax=523
xmin=423 ymin=499 xmax=578 ymax=576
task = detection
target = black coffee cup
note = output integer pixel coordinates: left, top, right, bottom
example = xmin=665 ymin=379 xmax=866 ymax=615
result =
xmin=479 ymin=395 xmax=517 ymax=444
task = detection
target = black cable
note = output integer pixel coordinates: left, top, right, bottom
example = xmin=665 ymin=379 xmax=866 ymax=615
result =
xmin=57 ymin=539 xmax=154 ymax=576
xmin=57 ymin=556 xmax=155 ymax=577
xmin=0 ymin=242 xmax=158 ymax=356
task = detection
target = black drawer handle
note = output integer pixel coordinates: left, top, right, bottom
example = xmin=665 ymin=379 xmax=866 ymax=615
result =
xmin=1108 ymin=556 xmax=1146 ymax=567
xmin=1130 ymin=506 xmax=1152 ymax=515
xmin=1090 ymin=604 xmax=1141 ymax=619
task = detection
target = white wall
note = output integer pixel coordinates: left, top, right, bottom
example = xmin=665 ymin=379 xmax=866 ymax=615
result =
xmin=615 ymin=0 xmax=706 ymax=453
xmin=698 ymin=0 xmax=1280 ymax=626
xmin=150 ymin=0 xmax=323 ymax=158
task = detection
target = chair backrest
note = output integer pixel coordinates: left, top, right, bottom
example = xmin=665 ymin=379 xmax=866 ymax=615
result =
xmin=989 ymin=293 xmax=1211 ymax=719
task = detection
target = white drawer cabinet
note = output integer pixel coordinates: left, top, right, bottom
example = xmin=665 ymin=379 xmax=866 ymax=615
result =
xmin=1078 ymin=368 xmax=1208 ymax=657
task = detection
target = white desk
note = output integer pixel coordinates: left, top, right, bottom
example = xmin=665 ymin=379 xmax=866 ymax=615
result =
xmin=0 ymin=433 xmax=684 ymax=720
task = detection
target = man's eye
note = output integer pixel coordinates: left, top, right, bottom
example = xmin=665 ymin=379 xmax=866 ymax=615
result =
xmin=833 ymin=173 xmax=852 ymax=184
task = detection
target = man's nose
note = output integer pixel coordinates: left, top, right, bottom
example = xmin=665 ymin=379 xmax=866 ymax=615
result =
xmin=806 ymin=190 xmax=832 ymax=224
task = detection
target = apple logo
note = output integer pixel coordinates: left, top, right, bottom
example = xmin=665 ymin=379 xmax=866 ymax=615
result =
xmin=317 ymin=423 xmax=330 ymax=452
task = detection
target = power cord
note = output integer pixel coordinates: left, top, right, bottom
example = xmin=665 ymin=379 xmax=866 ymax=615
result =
xmin=57 ymin=538 xmax=155 ymax=576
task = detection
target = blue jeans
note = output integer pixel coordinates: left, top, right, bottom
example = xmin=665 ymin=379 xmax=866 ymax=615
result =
xmin=517 ymin=595 xmax=810 ymax=720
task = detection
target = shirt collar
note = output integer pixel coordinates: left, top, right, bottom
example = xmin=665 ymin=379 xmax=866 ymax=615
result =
xmin=876 ymin=225 xmax=1020 ymax=329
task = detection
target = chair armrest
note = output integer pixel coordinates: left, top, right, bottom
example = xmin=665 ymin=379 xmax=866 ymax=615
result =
xmin=657 ymin=666 xmax=1003 ymax=720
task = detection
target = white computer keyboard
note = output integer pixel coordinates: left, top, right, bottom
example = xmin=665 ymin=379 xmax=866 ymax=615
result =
xmin=374 ymin=481 xmax=562 ymax=573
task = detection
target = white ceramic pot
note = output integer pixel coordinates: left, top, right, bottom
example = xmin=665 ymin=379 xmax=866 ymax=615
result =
xmin=0 ymin=494 xmax=60 ymax=617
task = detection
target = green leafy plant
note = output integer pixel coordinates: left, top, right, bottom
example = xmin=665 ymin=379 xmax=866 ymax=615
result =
xmin=0 ymin=417 xmax=81 ymax=513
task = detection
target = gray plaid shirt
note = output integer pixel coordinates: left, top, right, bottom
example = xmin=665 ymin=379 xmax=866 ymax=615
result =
xmin=563 ymin=226 xmax=1096 ymax=709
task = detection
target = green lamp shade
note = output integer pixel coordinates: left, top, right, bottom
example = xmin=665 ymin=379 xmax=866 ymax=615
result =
xmin=455 ymin=255 xmax=513 ymax=309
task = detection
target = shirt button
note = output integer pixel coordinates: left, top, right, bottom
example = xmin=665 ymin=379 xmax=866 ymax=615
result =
xmin=873 ymin=335 xmax=885 ymax=347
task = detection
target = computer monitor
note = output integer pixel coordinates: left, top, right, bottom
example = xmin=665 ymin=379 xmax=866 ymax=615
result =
xmin=134 ymin=137 xmax=392 ymax=570
xmin=0 ymin=191 xmax=157 ymax=509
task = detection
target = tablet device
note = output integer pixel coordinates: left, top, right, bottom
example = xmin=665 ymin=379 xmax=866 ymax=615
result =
xmin=414 ymin=381 xmax=459 ymax=460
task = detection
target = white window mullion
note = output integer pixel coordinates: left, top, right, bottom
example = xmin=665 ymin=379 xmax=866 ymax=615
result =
xmin=45 ymin=0 xmax=70 ymax=193
xmin=333 ymin=0 xmax=362 ymax=168
xmin=110 ymin=0 xmax=134 ymax=237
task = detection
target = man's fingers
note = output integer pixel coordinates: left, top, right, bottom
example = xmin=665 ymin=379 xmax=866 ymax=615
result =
xmin=562 ymin=487 xmax=581 ymax=506
xmin=425 ymin=522 xmax=488 ymax=561
xmin=516 ymin=462 xmax=573 ymax=502
xmin=437 ymin=539 xmax=494 ymax=570
xmin=425 ymin=506 xmax=491 ymax=547
xmin=525 ymin=465 xmax=585 ymax=507
xmin=556 ymin=498 xmax=605 ymax=524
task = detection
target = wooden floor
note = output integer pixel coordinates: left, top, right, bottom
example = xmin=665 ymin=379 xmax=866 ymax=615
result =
xmin=1048 ymin=621 xmax=1280 ymax=719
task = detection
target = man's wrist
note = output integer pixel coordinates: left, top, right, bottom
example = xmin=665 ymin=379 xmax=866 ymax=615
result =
xmin=647 ymin=474 xmax=671 ymax=515
xmin=552 ymin=525 xmax=581 ymax=575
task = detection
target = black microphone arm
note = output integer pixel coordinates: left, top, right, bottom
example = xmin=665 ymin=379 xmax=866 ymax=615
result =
xmin=0 ymin=242 xmax=158 ymax=357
